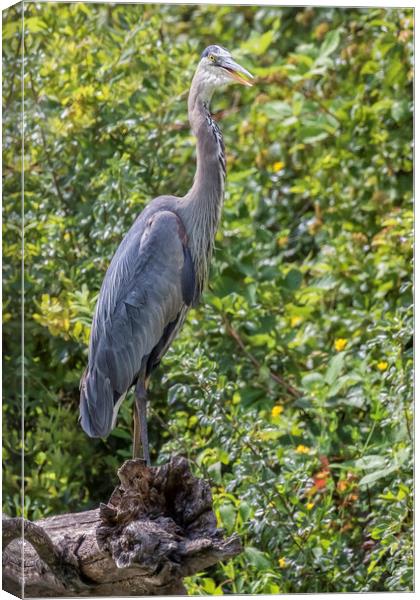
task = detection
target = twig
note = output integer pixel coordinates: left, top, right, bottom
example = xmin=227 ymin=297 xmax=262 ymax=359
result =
xmin=23 ymin=38 xmax=66 ymax=206
xmin=257 ymin=73 xmax=341 ymax=126
xmin=4 ymin=31 xmax=23 ymax=111
xmin=299 ymin=85 xmax=341 ymax=125
xmin=147 ymin=405 xmax=203 ymax=473
xmin=404 ymin=406 xmax=412 ymax=443
xmin=222 ymin=315 xmax=301 ymax=399
xmin=216 ymin=402 xmax=316 ymax=561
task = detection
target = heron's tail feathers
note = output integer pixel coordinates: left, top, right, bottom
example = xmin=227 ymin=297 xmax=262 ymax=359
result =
xmin=79 ymin=367 xmax=115 ymax=438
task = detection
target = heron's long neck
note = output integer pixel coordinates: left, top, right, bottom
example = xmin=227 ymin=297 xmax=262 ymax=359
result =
xmin=180 ymin=78 xmax=226 ymax=296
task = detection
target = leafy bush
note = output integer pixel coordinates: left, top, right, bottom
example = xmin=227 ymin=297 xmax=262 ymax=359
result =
xmin=3 ymin=4 xmax=412 ymax=593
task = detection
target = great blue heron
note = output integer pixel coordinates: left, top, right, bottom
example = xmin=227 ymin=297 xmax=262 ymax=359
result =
xmin=79 ymin=45 xmax=253 ymax=465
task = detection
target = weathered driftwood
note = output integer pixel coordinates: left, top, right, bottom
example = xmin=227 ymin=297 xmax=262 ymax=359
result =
xmin=2 ymin=456 xmax=242 ymax=597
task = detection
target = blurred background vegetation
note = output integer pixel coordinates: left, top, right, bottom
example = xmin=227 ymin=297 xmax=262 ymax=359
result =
xmin=3 ymin=2 xmax=413 ymax=593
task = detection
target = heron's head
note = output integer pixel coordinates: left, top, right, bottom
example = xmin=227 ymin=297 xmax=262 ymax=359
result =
xmin=196 ymin=45 xmax=253 ymax=91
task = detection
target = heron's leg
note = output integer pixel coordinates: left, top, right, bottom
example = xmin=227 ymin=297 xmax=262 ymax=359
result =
xmin=132 ymin=405 xmax=141 ymax=459
xmin=134 ymin=379 xmax=151 ymax=466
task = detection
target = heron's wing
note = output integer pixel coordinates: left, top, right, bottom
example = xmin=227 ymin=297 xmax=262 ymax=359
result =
xmin=80 ymin=209 xmax=196 ymax=437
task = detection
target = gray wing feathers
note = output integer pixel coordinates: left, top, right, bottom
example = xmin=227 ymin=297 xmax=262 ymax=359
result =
xmin=80 ymin=367 xmax=114 ymax=437
xmin=80 ymin=210 xmax=193 ymax=438
xmin=181 ymin=246 xmax=198 ymax=306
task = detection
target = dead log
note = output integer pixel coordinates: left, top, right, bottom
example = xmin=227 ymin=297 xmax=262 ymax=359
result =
xmin=2 ymin=455 xmax=242 ymax=597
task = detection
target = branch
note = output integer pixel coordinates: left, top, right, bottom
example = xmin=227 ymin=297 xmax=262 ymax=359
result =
xmin=3 ymin=456 xmax=242 ymax=597
xmin=223 ymin=315 xmax=301 ymax=399
xmin=3 ymin=516 xmax=91 ymax=595
xmin=23 ymin=38 xmax=67 ymax=207
xmin=257 ymin=73 xmax=341 ymax=126
xmin=3 ymin=27 xmax=23 ymax=111
xmin=97 ymin=457 xmax=242 ymax=576
xmin=3 ymin=517 xmax=59 ymax=562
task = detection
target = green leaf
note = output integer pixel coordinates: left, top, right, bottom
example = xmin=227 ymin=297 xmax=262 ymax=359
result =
xmin=359 ymin=465 xmax=400 ymax=488
xmin=241 ymin=30 xmax=275 ymax=56
xmin=201 ymin=578 xmax=216 ymax=594
xmin=262 ymin=101 xmax=293 ymax=120
xmin=355 ymin=455 xmax=387 ymax=470
xmin=319 ymin=30 xmax=340 ymax=58
xmin=325 ymin=354 xmax=345 ymax=385
xmin=327 ymin=374 xmax=363 ymax=397
xmin=342 ymin=387 xmax=365 ymax=408
xmin=238 ymin=501 xmax=251 ymax=522
xmin=301 ymin=372 xmax=324 ymax=390
xmin=284 ymin=268 xmax=303 ymax=290
xmin=248 ymin=333 xmax=275 ymax=348
xmin=24 ymin=17 xmax=48 ymax=33
xmin=299 ymin=126 xmax=330 ymax=144
xmin=110 ymin=428 xmax=132 ymax=440
xmin=3 ymin=20 xmax=21 ymax=39
xmin=244 ymin=547 xmax=272 ymax=569
xmin=391 ymin=100 xmax=410 ymax=122
xmin=219 ymin=503 xmax=236 ymax=531
xmin=361 ymin=60 xmax=379 ymax=75
xmin=258 ymin=429 xmax=283 ymax=441
xmin=35 ymin=451 xmax=47 ymax=465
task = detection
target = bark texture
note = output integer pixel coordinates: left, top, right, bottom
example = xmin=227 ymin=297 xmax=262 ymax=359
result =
xmin=2 ymin=456 xmax=242 ymax=597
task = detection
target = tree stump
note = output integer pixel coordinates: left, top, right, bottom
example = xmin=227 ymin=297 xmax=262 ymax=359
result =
xmin=2 ymin=456 xmax=242 ymax=597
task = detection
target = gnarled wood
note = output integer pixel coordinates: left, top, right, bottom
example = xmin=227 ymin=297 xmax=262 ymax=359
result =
xmin=2 ymin=456 xmax=242 ymax=597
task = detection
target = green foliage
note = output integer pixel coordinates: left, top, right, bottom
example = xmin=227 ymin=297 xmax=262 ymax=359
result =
xmin=3 ymin=3 xmax=412 ymax=593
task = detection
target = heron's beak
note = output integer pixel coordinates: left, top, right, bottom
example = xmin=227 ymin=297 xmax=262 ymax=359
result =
xmin=219 ymin=57 xmax=254 ymax=87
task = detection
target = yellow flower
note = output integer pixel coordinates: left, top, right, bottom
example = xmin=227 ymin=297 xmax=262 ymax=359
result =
xmin=295 ymin=444 xmax=310 ymax=454
xmin=291 ymin=316 xmax=302 ymax=327
xmin=306 ymin=502 xmax=315 ymax=510
xmin=278 ymin=557 xmax=287 ymax=569
xmin=271 ymin=405 xmax=284 ymax=418
xmin=334 ymin=338 xmax=348 ymax=352
xmin=272 ymin=161 xmax=285 ymax=172
xmin=377 ymin=361 xmax=388 ymax=371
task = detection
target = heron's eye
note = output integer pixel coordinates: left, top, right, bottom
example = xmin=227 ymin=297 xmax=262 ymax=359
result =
xmin=208 ymin=54 xmax=216 ymax=63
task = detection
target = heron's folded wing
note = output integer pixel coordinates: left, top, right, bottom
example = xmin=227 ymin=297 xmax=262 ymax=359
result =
xmin=80 ymin=209 xmax=195 ymax=437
